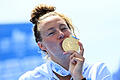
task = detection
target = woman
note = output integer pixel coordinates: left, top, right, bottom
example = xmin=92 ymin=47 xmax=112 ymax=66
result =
xmin=19 ymin=4 xmax=112 ymax=80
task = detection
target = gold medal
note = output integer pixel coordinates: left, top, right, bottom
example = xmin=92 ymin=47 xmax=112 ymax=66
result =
xmin=62 ymin=35 xmax=80 ymax=52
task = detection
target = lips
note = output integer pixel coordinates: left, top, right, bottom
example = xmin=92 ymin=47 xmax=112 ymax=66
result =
xmin=60 ymin=40 xmax=64 ymax=50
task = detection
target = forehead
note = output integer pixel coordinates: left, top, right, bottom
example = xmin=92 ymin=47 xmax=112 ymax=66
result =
xmin=37 ymin=15 xmax=66 ymax=31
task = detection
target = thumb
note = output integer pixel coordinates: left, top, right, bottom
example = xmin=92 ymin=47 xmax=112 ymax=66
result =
xmin=78 ymin=42 xmax=84 ymax=56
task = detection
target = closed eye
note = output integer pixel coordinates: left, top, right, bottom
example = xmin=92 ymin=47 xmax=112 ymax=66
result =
xmin=61 ymin=27 xmax=68 ymax=31
xmin=48 ymin=31 xmax=55 ymax=36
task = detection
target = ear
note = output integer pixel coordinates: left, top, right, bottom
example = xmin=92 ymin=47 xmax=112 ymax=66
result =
xmin=37 ymin=42 xmax=47 ymax=51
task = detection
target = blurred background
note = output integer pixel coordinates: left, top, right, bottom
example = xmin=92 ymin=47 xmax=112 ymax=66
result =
xmin=0 ymin=0 xmax=120 ymax=80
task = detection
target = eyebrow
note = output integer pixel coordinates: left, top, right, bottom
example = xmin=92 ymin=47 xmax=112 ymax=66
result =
xmin=47 ymin=27 xmax=55 ymax=31
xmin=59 ymin=24 xmax=66 ymax=28
xmin=47 ymin=24 xmax=67 ymax=31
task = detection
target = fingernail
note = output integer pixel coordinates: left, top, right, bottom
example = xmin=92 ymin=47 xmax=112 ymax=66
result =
xmin=63 ymin=52 xmax=67 ymax=55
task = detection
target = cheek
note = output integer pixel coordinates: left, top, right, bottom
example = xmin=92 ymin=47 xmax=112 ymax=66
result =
xmin=44 ymin=38 xmax=58 ymax=48
xmin=44 ymin=39 xmax=60 ymax=54
xmin=65 ymin=31 xmax=72 ymax=37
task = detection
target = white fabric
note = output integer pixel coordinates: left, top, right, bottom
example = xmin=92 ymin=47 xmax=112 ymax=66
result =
xmin=19 ymin=60 xmax=112 ymax=80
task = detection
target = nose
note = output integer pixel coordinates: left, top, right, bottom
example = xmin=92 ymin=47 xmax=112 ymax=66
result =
xmin=58 ymin=30 xmax=65 ymax=39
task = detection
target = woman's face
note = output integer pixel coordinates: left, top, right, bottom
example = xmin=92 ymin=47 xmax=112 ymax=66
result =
xmin=38 ymin=15 xmax=72 ymax=62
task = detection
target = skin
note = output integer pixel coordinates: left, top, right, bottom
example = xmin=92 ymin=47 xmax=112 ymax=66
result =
xmin=37 ymin=15 xmax=85 ymax=80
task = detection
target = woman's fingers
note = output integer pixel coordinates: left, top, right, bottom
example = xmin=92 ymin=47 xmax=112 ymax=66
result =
xmin=70 ymin=53 xmax=85 ymax=65
xmin=78 ymin=42 xmax=84 ymax=56
xmin=69 ymin=56 xmax=85 ymax=74
xmin=75 ymin=57 xmax=84 ymax=62
xmin=63 ymin=50 xmax=75 ymax=55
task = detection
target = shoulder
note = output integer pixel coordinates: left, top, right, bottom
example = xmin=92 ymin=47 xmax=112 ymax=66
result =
xmin=90 ymin=62 xmax=107 ymax=70
xmin=90 ymin=62 xmax=110 ymax=73
xmin=83 ymin=62 xmax=112 ymax=80
xmin=83 ymin=62 xmax=105 ymax=73
xmin=19 ymin=63 xmax=50 ymax=80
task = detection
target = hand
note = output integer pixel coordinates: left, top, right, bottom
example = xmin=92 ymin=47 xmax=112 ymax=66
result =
xmin=69 ymin=42 xmax=85 ymax=80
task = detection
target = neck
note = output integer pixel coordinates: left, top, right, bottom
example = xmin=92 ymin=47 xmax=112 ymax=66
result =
xmin=53 ymin=71 xmax=71 ymax=80
xmin=51 ymin=57 xmax=70 ymax=70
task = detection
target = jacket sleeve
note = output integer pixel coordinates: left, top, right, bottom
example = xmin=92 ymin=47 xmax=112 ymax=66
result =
xmin=19 ymin=71 xmax=32 ymax=80
xmin=18 ymin=70 xmax=49 ymax=80
xmin=96 ymin=63 xmax=113 ymax=80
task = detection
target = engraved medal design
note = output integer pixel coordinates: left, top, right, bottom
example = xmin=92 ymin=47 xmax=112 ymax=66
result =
xmin=62 ymin=35 xmax=80 ymax=52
